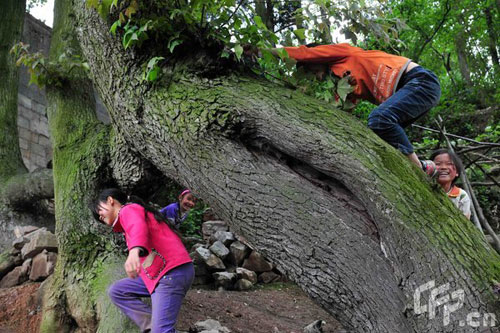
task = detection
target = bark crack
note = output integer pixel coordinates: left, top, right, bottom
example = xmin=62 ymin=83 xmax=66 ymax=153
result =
xmin=239 ymin=135 xmax=380 ymax=242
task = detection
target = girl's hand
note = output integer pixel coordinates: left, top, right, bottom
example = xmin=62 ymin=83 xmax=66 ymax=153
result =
xmin=125 ymin=247 xmax=141 ymax=278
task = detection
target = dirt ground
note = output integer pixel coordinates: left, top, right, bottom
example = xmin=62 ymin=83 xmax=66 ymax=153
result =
xmin=0 ymin=282 xmax=42 ymax=333
xmin=0 ymin=282 xmax=342 ymax=333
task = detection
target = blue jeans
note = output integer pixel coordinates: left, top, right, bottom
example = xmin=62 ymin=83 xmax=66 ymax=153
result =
xmin=108 ymin=263 xmax=194 ymax=333
xmin=367 ymin=66 xmax=441 ymax=155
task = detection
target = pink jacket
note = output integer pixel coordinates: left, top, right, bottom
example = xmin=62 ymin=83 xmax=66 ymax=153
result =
xmin=112 ymin=203 xmax=192 ymax=294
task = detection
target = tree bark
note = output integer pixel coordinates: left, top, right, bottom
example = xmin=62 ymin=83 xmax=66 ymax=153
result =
xmin=483 ymin=6 xmax=499 ymax=69
xmin=255 ymin=0 xmax=275 ymax=32
xmin=0 ymin=0 xmax=27 ymax=182
xmin=39 ymin=1 xmax=127 ymax=331
xmin=40 ymin=3 xmax=500 ymax=332
xmin=454 ymin=26 xmax=473 ymax=88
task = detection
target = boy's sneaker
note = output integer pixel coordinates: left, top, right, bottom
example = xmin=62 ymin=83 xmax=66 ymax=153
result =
xmin=420 ymin=160 xmax=438 ymax=178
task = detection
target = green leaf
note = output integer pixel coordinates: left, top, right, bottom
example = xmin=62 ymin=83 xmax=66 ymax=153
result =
xmin=337 ymin=76 xmax=354 ymax=101
xmin=147 ymin=56 xmax=164 ymax=69
xmin=98 ymin=0 xmax=113 ymax=17
xmin=147 ymin=68 xmax=159 ymax=81
xmin=275 ymin=48 xmax=289 ymax=60
xmin=284 ymin=56 xmax=296 ymax=70
xmin=293 ymin=29 xmax=306 ymax=40
xmin=254 ymin=16 xmax=267 ymax=30
xmin=123 ymin=30 xmax=134 ymax=49
xmin=86 ymin=0 xmax=98 ymax=9
xmin=110 ymin=20 xmax=121 ymax=35
xmin=168 ymin=39 xmax=182 ymax=53
xmin=234 ymin=44 xmax=243 ymax=61
xmin=110 ymin=0 xmax=119 ymax=10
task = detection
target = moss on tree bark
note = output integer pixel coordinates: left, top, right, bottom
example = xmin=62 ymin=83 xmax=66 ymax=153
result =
xmin=0 ymin=0 xmax=27 ymax=183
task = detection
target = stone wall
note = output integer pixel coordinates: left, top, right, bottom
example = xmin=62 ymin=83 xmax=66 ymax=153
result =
xmin=17 ymin=14 xmax=109 ymax=172
xmin=17 ymin=14 xmax=52 ymax=172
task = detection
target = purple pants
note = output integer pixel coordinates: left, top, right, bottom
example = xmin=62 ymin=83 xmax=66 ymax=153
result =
xmin=108 ymin=263 xmax=194 ymax=333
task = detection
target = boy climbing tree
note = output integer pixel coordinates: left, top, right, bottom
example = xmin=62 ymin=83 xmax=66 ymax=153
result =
xmin=246 ymin=43 xmax=441 ymax=176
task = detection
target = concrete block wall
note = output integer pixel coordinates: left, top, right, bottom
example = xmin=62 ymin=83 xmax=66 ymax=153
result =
xmin=17 ymin=14 xmax=109 ymax=172
xmin=17 ymin=14 xmax=52 ymax=171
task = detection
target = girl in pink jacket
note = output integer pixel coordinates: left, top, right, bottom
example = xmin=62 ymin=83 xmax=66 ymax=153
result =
xmin=92 ymin=188 xmax=193 ymax=333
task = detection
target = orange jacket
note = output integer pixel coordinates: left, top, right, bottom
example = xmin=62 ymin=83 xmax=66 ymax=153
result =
xmin=284 ymin=44 xmax=411 ymax=105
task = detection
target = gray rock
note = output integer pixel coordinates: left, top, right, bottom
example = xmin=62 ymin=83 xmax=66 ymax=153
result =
xmin=13 ymin=253 xmax=23 ymax=266
xmin=242 ymin=251 xmax=273 ymax=273
xmin=182 ymin=236 xmax=202 ymax=251
xmin=229 ymin=241 xmax=250 ymax=266
xmin=29 ymin=250 xmax=57 ymax=281
xmin=209 ymin=241 xmax=230 ymax=260
xmin=0 ymin=254 xmax=17 ymax=280
xmin=13 ymin=225 xmax=40 ymax=239
xmin=194 ymin=319 xmax=231 ymax=333
xmin=191 ymin=247 xmax=210 ymax=264
xmin=12 ymin=237 xmax=28 ymax=250
xmin=192 ymin=275 xmax=211 ymax=286
xmin=210 ymin=231 xmax=235 ymax=247
xmin=234 ymin=278 xmax=253 ymax=291
xmin=10 ymin=247 xmax=21 ymax=256
xmin=236 ymin=267 xmax=257 ymax=284
xmin=191 ymin=243 xmax=206 ymax=252
xmin=194 ymin=263 xmax=209 ymax=277
xmin=205 ymin=255 xmax=226 ymax=271
xmin=304 ymin=320 xmax=325 ymax=333
xmin=21 ymin=258 xmax=32 ymax=276
xmin=0 ymin=266 xmax=29 ymax=288
xmin=258 ymin=271 xmax=280 ymax=284
xmin=212 ymin=272 xmax=237 ymax=289
xmin=202 ymin=221 xmax=228 ymax=242
xmin=21 ymin=230 xmax=58 ymax=259
xmin=192 ymin=247 xmax=225 ymax=270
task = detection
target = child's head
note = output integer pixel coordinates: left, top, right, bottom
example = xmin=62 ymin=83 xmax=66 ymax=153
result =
xmin=296 ymin=62 xmax=330 ymax=81
xmin=91 ymin=188 xmax=126 ymax=225
xmin=178 ymin=189 xmax=195 ymax=213
xmin=430 ymin=149 xmax=464 ymax=189
xmin=296 ymin=43 xmax=330 ymax=81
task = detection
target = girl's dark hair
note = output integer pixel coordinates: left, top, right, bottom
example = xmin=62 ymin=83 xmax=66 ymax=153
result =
xmin=91 ymin=188 xmax=180 ymax=235
xmin=430 ymin=149 xmax=464 ymax=185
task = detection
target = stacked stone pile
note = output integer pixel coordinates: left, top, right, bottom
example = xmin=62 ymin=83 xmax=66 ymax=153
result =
xmin=189 ymin=220 xmax=284 ymax=291
xmin=0 ymin=226 xmax=58 ymax=288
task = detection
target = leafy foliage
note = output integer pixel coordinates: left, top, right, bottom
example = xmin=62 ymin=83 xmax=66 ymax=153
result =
xmin=10 ymin=42 xmax=89 ymax=87
xmin=27 ymin=0 xmax=47 ymax=11
xmin=84 ymin=0 xmax=404 ymax=85
xmin=179 ymin=202 xmax=208 ymax=238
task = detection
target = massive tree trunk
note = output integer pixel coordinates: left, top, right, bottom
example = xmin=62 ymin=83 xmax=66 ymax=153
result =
xmin=40 ymin=2 xmax=169 ymax=332
xmin=0 ymin=0 xmax=27 ymax=183
xmin=41 ymin=2 xmax=500 ymax=332
xmin=38 ymin=0 xmax=124 ymax=331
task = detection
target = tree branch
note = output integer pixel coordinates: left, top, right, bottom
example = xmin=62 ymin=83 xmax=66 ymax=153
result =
xmin=414 ymin=0 xmax=451 ymax=61
xmin=411 ymin=124 xmax=500 ymax=146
